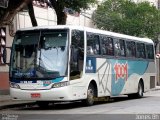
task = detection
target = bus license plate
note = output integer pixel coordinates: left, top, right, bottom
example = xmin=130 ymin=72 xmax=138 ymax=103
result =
xmin=31 ymin=93 xmax=41 ymax=98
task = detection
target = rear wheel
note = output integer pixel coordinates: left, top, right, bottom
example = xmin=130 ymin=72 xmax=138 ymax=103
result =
xmin=83 ymin=84 xmax=95 ymax=106
xmin=136 ymin=82 xmax=143 ymax=98
xmin=128 ymin=81 xmax=143 ymax=99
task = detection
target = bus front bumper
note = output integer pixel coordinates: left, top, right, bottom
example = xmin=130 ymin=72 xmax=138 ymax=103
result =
xmin=10 ymin=86 xmax=74 ymax=101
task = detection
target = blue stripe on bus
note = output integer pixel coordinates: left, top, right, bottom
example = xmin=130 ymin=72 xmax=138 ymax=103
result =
xmin=11 ymin=77 xmax=64 ymax=87
xmin=85 ymin=57 xmax=96 ymax=73
xmin=51 ymin=77 xmax=64 ymax=83
xmin=110 ymin=60 xmax=148 ymax=96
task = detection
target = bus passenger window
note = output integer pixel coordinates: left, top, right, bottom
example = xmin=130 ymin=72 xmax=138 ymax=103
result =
xmin=100 ymin=36 xmax=114 ymax=56
xmin=87 ymin=33 xmax=100 ymax=55
xmin=146 ymin=44 xmax=154 ymax=59
xmin=126 ymin=41 xmax=136 ymax=57
xmin=114 ymin=39 xmax=125 ymax=57
xmin=136 ymin=43 xmax=146 ymax=59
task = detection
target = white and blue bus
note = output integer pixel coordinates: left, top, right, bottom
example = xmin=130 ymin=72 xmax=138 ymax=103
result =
xmin=9 ymin=25 xmax=156 ymax=106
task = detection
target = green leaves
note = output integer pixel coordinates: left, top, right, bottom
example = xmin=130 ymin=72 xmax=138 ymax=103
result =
xmin=50 ymin=0 xmax=97 ymax=24
xmin=92 ymin=0 xmax=160 ymax=41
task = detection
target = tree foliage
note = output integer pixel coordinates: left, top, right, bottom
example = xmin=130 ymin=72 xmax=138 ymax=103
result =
xmin=49 ymin=0 xmax=97 ymax=24
xmin=92 ymin=0 xmax=160 ymax=41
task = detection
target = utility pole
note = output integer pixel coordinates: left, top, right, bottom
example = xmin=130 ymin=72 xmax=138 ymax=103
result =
xmin=157 ymin=34 xmax=160 ymax=86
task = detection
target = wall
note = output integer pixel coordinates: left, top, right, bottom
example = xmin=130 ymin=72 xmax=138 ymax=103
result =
xmin=0 ymin=26 xmax=12 ymax=94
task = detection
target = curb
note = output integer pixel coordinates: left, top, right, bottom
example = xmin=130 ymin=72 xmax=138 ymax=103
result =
xmin=152 ymin=88 xmax=160 ymax=91
xmin=150 ymin=87 xmax=160 ymax=91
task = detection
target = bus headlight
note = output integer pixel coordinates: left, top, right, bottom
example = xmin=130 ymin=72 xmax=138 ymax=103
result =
xmin=10 ymin=82 xmax=21 ymax=89
xmin=52 ymin=81 xmax=69 ymax=88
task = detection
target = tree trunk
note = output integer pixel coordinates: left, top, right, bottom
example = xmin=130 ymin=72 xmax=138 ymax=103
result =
xmin=49 ymin=0 xmax=67 ymax=25
xmin=56 ymin=11 xmax=67 ymax=25
xmin=28 ymin=1 xmax=38 ymax=26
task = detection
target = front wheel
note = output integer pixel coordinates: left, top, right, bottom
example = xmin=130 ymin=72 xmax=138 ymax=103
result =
xmin=82 ymin=84 xmax=95 ymax=106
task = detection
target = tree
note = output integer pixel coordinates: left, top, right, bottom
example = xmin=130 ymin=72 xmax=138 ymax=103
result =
xmin=28 ymin=1 xmax=38 ymax=26
xmin=49 ymin=0 xmax=97 ymax=25
xmin=0 ymin=0 xmax=37 ymax=27
xmin=0 ymin=0 xmax=97 ymax=26
xmin=92 ymin=0 xmax=160 ymax=41
xmin=0 ymin=0 xmax=32 ymax=26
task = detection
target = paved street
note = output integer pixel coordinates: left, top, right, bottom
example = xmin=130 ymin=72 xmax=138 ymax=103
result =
xmin=0 ymin=90 xmax=160 ymax=120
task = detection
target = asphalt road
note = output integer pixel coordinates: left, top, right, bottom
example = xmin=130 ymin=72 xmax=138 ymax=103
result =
xmin=0 ymin=90 xmax=160 ymax=120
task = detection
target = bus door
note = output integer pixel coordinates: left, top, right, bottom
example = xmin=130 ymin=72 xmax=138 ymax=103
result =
xmin=70 ymin=30 xmax=84 ymax=80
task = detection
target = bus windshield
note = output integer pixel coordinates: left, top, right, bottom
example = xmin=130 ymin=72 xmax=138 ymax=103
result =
xmin=10 ymin=29 xmax=69 ymax=80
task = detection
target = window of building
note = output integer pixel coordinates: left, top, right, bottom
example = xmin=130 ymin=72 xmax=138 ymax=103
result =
xmin=146 ymin=44 xmax=154 ymax=59
xmin=33 ymin=0 xmax=48 ymax=8
xmin=126 ymin=41 xmax=136 ymax=57
xmin=114 ymin=39 xmax=125 ymax=57
xmin=100 ymin=35 xmax=114 ymax=56
xmin=0 ymin=27 xmax=6 ymax=65
xmin=136 ymin=43 xmax=146 ymax=59
xmin=87 ymin=32 xmax=100 ymax=55
xmin=0 ymin=0 xmax=9 ymax=8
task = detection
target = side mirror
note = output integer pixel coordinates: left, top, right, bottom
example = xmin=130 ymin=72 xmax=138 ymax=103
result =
xmin=156 ymin=53 xmax=160 ymax=59
xmin=2 ymin=47 xmax=6 ymax=63
xmin=2 ymin=46 xmax=11 ymax=65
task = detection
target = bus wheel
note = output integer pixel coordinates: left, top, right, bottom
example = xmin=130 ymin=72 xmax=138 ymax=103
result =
xmin=136 ymin=82 xmax=143 ymax=98
xmin=36 ymin=101 xmax=49 ymax=108
xmin=83 ymin=84 xmax=95 ymax=106
xmin=128 ymin=82 xmax=143 ymax=99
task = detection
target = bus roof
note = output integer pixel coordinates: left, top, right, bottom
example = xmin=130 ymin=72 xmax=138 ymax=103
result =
xmin=17 ymin=25 xmax=154 ymax=44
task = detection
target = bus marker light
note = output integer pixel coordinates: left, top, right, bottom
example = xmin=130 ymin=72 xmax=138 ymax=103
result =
xmin=156 ymin=53 xmax=160 ymax=58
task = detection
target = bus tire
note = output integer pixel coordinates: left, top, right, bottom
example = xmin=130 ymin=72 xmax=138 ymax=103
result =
xmin=83 ymin=83 xmax=95 ymax=106
xmin=128 ymin=81 xmax=143 ymax=99
xmin=136 ymin=81 xmax=144 ymax=98
xmin=36 ymin=101 xmax=49 ymax=108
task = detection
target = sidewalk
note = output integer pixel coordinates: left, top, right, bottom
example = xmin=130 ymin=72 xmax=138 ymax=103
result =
xmin=0 ymin=95 xmax=36 ymax=110
xmin=151 ymin=85 xmax=160 ymax=91
xmin=0 ymin=86 xmax=160 ymax=110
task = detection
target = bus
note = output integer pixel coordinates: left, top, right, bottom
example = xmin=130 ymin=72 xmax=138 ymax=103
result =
xmin=9 ymin=25 xmax=156 ymax=107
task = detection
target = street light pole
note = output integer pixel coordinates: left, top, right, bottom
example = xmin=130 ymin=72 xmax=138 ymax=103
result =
xmin=157 ymin=34 xmax=160 ymax=86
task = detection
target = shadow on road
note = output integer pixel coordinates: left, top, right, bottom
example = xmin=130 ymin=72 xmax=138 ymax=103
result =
xmin=9 ymin=95 xmax=149 ymax=111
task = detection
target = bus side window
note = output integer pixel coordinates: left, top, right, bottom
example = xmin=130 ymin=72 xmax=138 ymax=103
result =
xmin=136 ymin=43 xmax=146 ymax=59
xmin=126 ymin=41 xmax=136 ymax=57
xmin=100 ymin=35 xmax=114 ymax=56
xmin=113 ymin=39 xmax=125 ymax=57
xmin=87 ymin=33 xmax=100 ymax=55
xmin=146 ymin=44 xmax=154 ymax=59
xmin=70 ymin=30 xmax=84 ymax=80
